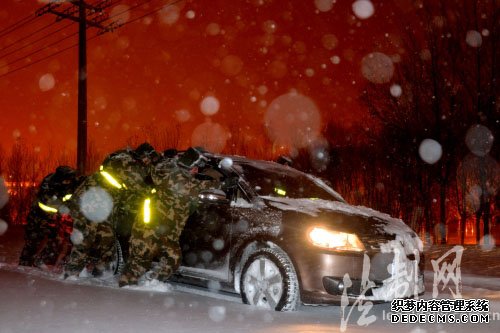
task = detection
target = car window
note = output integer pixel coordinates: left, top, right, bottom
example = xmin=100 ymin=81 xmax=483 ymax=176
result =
xmin=236 ymin=162 xmax=341 ymax=201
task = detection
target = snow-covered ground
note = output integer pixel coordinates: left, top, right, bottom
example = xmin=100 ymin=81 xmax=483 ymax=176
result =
xmin=1 ymin=225 xmax=500 ymax=333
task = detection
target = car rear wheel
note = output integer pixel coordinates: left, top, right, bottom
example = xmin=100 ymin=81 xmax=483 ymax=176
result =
xmin=240 ymin=247 xmax=299 ymax=311
xmin=112 ymin=239 xmax=124 ymax=275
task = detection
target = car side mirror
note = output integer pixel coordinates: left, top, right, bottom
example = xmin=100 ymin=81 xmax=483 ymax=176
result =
xmin=198 ymin=189 xmax=229 ymax=204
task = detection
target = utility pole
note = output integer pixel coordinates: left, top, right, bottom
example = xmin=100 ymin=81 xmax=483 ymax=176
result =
xmin=36 ymin=0 xmax=115 ymax=174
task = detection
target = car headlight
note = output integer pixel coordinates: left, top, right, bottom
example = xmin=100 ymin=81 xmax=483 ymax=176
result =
xmin=308 ymin=227 xmax=365 ymax=252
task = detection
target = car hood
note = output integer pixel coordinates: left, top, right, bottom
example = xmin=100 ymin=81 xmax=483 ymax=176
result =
xmin=260 ymin=196 xmax=423 ymax=254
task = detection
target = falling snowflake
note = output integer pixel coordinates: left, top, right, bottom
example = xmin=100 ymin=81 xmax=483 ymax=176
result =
xmin=70 ymin=228 xmax=84 ymax=245
xmin=191 ymin=119 xmax=229 ymax=153
xmin=465 ymin=124 xmax=494 ymax=157
xmin=480 ymin=235 xmax=496 ymax=251
xmin=220 ymin=55 xmax=244 ymax=76
xmin=390 ymin=84 xmax=402 ymax=97
xmin=0 ymin=219 xmax=7 ymax=236
xmin=158 ymin=5 xmax=180 ymax=25
xmin=322 ymin=34 xmax=338 ymax=50
xmin=465 ymin=30 xmax=482 ymax=48
xmin=418 ymin=139 xmax=442 ymax=164
xmin=208 ymin=306 xmax=226 ymax=322
xmin=175 ymin=109 xmax=192 ymax=123
xmin=207 ymin=280 xmax=221 ymax=292
xmin=12 ymin=129 xmax=21 ymax=139
xmin=200 ymin=96 xmax=220 ymax=116
xmin=212 ymin=238 xmax=225 ymax=250
xmin=330 ymin=55 xmax=341 ymax=64
xmin=315 ymin=0 xmax=334 ymax=12
xmin=219 ymin=157 xmax=233 ymax=169
xmin=79 ymin=187 xmax=114 ymax=223
xmin=110 ymin=5 xmax=131 ymax=25
xmin=206 ymin=23 xmax=221 ymax=36
xmin=39 ymin=73 xmax=55 ymax=92
xmin=265 ymin=91 xmax=321 ymax=149
xmin=361 ymin=52 xmax=394 ymax=84
xmin=353 ymin=0 xmax=375 ymax=20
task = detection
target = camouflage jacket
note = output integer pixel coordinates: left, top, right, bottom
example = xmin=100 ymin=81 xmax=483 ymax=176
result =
xmin=101 ymin=149 xmax=152 ymax=196
xmin=151 ymin=159 xmax=219 ymax=213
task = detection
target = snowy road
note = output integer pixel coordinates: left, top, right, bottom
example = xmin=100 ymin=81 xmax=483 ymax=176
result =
xmin=1 ymin=265 xmax=499 ymax=333
xmin=2 ymin=226 xmax=500 ymax=332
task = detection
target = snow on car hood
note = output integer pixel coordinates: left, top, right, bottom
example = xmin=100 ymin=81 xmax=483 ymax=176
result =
xmin=261 ymin=196 xmax=402 ymax=229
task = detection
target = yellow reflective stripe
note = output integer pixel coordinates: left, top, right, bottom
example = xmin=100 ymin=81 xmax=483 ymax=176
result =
xmin=274 ymin=188 xmax=286 ymax=196
xmin=143 ymin=198 xmax=151 ymax=223
xmin=38 ymin=202 xmax=58 ymax=213
xmin=100 ymin=171 xmax=122 ymax=189
xmin=62 ymin=194 xmax=72 ymax=202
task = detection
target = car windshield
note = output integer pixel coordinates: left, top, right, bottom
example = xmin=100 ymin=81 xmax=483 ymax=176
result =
xmin=235 ymin=161 xmax=344 ymax=202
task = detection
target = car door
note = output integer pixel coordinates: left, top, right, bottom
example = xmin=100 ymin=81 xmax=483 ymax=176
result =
xmin=178 ymin=173 xmax=233 ymax=282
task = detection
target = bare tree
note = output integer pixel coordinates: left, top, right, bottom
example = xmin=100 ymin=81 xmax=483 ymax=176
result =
xmin=457 ymin=153 xmax=499 ymax=243
xmin=126 ymin=122 xmax=182 ymax=153
xmin=6 ymin=140 xmax=41 ymax=225
xmin=0 ymin=144 xmax=5 ymax=175
xmin=361 ymin=0 xmax=498 ymax=244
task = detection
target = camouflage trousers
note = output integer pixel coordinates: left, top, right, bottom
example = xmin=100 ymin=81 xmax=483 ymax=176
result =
xmin=19 ymin=211 xmax=58 ymax=267
xmin=119 ymin=194 xmax=190 ymax=286
xmin=64 ymin=219 xmax=116 ymax=277
xmin=63 ymin=173 xmax=119 ymax=277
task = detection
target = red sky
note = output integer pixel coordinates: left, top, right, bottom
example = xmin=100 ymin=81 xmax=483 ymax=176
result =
xmin=0 ymin=0 xmax=414 ymax=161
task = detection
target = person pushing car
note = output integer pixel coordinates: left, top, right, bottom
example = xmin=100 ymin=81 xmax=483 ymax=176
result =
xmin=119 ymin=147 xmax=221 ymax=286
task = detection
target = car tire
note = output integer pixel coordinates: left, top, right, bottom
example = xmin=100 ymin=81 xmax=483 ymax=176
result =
xmin=113 ymin=239 xmax=124 ymax=275
xmin=240 ymin=247 xmax=299 ymax=311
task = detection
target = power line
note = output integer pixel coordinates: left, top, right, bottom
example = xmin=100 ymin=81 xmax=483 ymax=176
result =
xmin=0 ymin=12 xmax=40 ymax=39
xmin=0 ymin=22 xmax=74 ymax=58
xmin=0 ymin=0 xmax=122 ymax=71
xmin=0 ymin=0 xmax=120 ymax=55
xmin=97 ymin=0 xmax=157 ymax=27
xmin=125 ymin=0 xmax=184 ymax=25
xmin=0 ymin=40 xmax=79 ymax=79
xmin=0 ymin=0 xmax=185 ymax=79
xmin=0 ymin=31 xmax=78 ymax=71
xmin=0 ymin=20 xmax=64 ymax=53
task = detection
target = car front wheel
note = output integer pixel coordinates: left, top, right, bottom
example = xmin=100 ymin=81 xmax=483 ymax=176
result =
xmin=240 ymin=247 xmax=299 ymax=311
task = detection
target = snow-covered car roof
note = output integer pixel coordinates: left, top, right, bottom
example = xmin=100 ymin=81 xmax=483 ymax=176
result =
xmin=204 ymin=152 xmax=345 ymax=203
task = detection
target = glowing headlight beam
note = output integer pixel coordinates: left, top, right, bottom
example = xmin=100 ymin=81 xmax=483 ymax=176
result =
xmin=38 ymin=202 xmax=58 ymax=213
xmin=100 ymin=171 xmax=122 ymax=189
xmin=308 ymin=227 xmax=365 ymax=252
xmin=143 ymin=198 xmax=151 ymax=223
